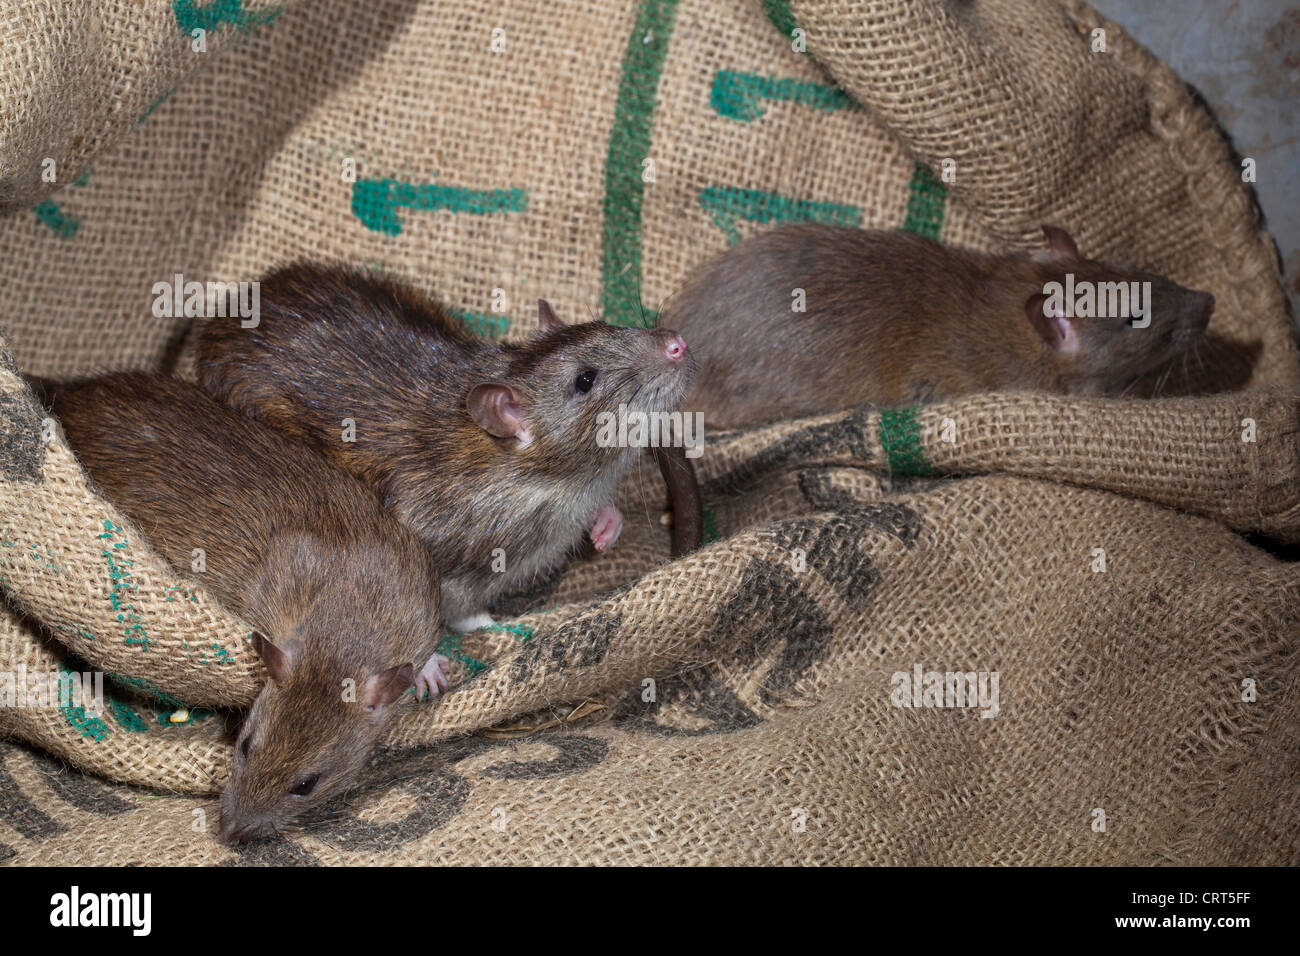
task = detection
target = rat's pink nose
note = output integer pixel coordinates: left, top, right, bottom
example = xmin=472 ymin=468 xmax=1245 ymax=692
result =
xmin=664 ymin=335 xmax=687 ymax=363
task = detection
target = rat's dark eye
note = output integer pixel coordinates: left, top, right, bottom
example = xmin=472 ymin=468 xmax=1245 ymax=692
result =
xmin=290 ymin=774 xmax=320 ymax=797
xmin=239 ymin=736 xmax=251 ymax=760
xmin=574 ymin=368 xmax=597 ymax=394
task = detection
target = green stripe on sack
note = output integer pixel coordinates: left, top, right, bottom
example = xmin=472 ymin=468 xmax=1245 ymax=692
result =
xmin=600 ymin=0 xmax=681 ymax=327
xmin=878 ymin=407 xmax=934 ymax=476
xmin=901 ymin=160 xmax=946 ymax=240
xmin=762 ymin=0 xmax=799 ymax=36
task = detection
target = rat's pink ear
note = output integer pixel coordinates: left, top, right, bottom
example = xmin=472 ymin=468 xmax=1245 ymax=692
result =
xmin=467 ymin=383 xmax=532 ymax=444
xmin=250 ymin=631 xmax=295 ymax=684
xmin=360 ymin=663 xmax=415 ymax=715
xmin=1038 ymin=225 xmax=1080 ymax=260
xmin=538 ymin=299 xmax=564 ymax=333
xmin=1026 ymin=293 xmax=1079 ymax=354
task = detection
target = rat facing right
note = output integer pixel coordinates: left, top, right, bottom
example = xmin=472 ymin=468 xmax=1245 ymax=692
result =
xmin=662 ymin=223 xmax=1216 ymax=429
xmin=198 ymin=267 xmax=693 ymax=631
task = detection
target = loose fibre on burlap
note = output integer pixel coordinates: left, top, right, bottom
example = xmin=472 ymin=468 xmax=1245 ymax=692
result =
xmin=0 ymin=0 xmax=1297 ymax=864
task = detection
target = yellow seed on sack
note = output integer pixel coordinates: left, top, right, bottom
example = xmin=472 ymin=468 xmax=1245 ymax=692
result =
xmin=660 ymin=510 xmax=674 ymax=527
xmin=169 ymin=709 xmax=189 ymax=723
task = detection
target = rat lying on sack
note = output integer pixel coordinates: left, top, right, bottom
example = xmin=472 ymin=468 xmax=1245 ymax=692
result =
xmin=665 ymin=224 xmax=1214 ymax=427
xmin=45 ymin=374 xmax=447 ymax=844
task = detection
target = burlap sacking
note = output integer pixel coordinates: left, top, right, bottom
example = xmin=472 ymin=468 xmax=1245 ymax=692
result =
xmin=0 ymin=0 xmax=1297 ymax=865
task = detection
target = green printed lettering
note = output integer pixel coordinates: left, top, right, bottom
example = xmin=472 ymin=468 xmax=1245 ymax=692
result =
xmin=447 ymin=308 xmax=510 ymax=339
xmin=351 ymin=177 xmax=528 ymax=236
xmin=172 ymin=0 xmax=280 ymax=36
xmin=901 ymin=160 xmax=947 ymax=240
xmin=97 ymin=520 xmax=149 ymax=649
xmin=711 ymin=71 xmax=858 ymax=122
xmin=699 ymin=186 xmax=859 ymax=245
xmin=32 ymin=200 xmax=80 ymax=239
xmin=59 ymin=666 xmax=111 ymax=741
xmin=107 ymin=698 xmax=149 ymax=733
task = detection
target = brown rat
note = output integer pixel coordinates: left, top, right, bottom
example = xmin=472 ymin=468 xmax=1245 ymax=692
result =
xmin=45 ymin=373 xmax=447 ymax=844
xmin=662 ymin=224 xmax=1215 ymax=428
xmin=196 ymin=265 xmax=693 ymax=630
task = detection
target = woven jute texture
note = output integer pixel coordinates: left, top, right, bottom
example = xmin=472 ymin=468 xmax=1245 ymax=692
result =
xmin=1 ymin=0 xmax=1298 ymax=865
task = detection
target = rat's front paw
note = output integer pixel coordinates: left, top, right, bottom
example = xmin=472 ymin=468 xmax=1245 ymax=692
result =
xmin=589 ymin=505 xmax=623 ymax=553
xmin=415 ymin=653 xmax=451 ymax=701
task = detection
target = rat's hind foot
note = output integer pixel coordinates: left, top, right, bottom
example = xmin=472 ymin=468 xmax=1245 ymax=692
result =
xmin=415 ymin=653 xmax=451 ymax=701
xmin=589 ymin=504 xmax=623 ymax=552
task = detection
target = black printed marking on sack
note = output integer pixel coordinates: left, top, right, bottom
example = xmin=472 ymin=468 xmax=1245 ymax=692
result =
xmin=31 ymin=750 xmax=135 ymax=815
xmin=700 ymin=408 xmax=873 ymax=497
xmin=507 ymin=608 xmax=623 ymax=687
xmin=478 ymin=731 xmax=610 ymax=780
xmin=0 ymin=389 xmax=46 ymax=482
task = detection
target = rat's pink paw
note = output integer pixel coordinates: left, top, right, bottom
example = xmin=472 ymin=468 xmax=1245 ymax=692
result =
xmin=589 ymin=505 xmax=623 ymax=553
xmin=415 ymin=653 xmax=450 ymax=701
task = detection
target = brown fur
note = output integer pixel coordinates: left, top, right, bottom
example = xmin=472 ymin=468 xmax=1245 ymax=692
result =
xmin=196 ymin=265 xmax=692 ymax=622
xmin=46 ymin=373 xmax=441 ymax=843
xmin=662 ymin=224 xmax=1215 ymax=428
